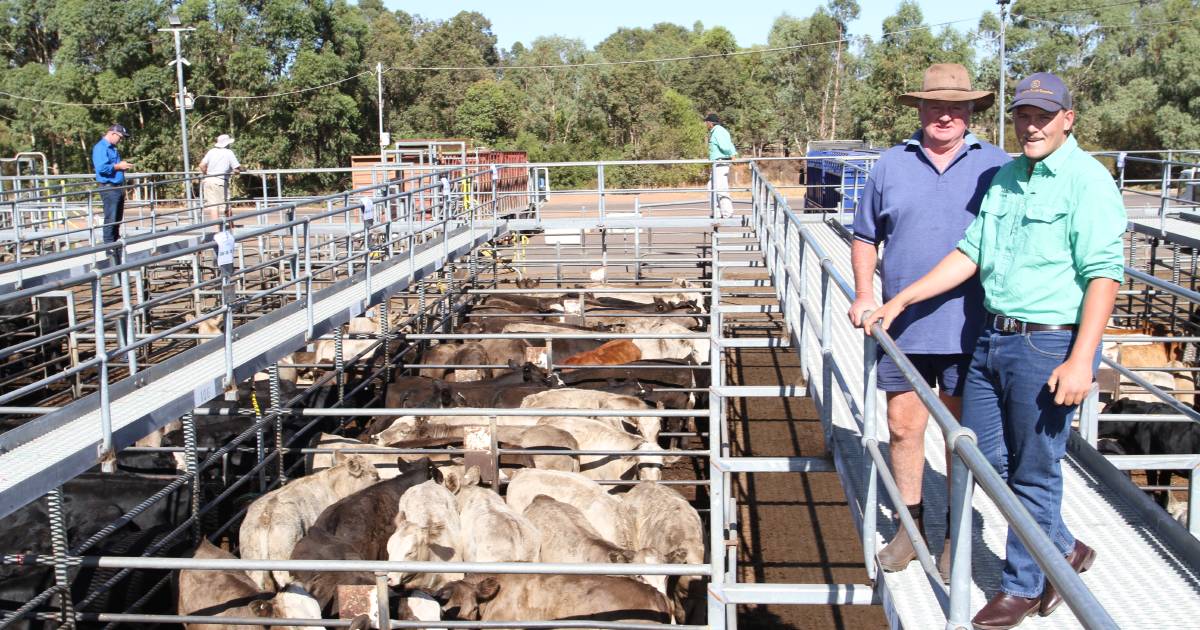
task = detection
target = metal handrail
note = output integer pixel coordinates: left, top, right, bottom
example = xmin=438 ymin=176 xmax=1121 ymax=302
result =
xmin=749 ymin=162 xmax=1117 ymax=629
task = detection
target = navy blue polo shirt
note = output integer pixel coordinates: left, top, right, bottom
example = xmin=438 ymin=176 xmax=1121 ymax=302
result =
xmin=851 ymin=131 xmax=1010 ymax=354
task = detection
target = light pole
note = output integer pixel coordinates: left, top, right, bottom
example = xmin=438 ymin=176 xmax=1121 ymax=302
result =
xmin=998 ymin=0 xmax=1010 ymax=151
xmin=159 ymin=15 xmax=196 ymax=203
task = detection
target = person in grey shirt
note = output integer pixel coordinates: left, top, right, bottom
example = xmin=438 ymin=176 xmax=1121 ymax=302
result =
xmin=848 ymin=63 xmax=1009 ymax=580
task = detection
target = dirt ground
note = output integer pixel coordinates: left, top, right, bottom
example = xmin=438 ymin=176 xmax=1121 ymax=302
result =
xmin=719 ymin=267 xmax=888 ymax=629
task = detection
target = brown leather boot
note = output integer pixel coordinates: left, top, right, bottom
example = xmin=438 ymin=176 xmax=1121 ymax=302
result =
xmin=937 ymin=536 xmax=952 ymax=584
xmin=878 ymin=503 xmax=923 ymax=572
xmin=972 ymin=592 xmax=1041 ymax=630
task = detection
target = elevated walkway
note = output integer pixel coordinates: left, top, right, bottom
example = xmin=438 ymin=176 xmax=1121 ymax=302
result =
xmin=0 ymin=221 xmax=503 ymax=520
xmin=795 ymin=220 xmax=1200 ymax=628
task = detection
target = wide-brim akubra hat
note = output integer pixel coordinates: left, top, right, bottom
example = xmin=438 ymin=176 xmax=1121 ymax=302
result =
xmin=897 ymin=63 xmax=994 ymax=111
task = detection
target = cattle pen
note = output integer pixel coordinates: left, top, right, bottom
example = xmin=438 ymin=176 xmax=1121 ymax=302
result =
xmin=0 ymin=153 xmax=1198 ymax=630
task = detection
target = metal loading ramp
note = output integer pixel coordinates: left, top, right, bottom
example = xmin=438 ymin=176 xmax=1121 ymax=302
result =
xmin=0 ymin=221 xmax=503 ymax=520
xmin=790 ymin=219 xmax=1200 ymax=628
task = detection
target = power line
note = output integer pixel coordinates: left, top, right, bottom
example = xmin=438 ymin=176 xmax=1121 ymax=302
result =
xmin=1020 ymin=0 xmax=1159 ymax=17
xmin=0 ymin=90 xmax=167 ymax=109
xmin=195 ymin=70 xmax=375 ymax=101
xmin=1022 ymin=14 xmax=1199 ymax=29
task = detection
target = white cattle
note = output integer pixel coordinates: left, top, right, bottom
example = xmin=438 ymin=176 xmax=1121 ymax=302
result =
xmin=621 ymin=481 xmax=706 ymax=622
xmin=613 ymin=319 xmax=709 ymax=363
xmin=523 ymin=495 xmax=665 ymax=595
xmin=537 ymin=416 xmax=671 ymax=482
xmin=239 ymin=453 xmax=379 ymax=591
xmin=308 ymin=432 xmax=453 ymax=478
xmin=385 ymin=480 xmax=463 ymax=590
xmin=314 ymin=308 xmax=380 ymax=364
xmin=456 ymin=474 xmax=540 ymax=563
xmin=519 ymin=388 xmax=661 ymax=443
xmin=370 ymin=415 xmax=538 ymax=447
xmin=505 ymin=469 xmax=633 ymax=549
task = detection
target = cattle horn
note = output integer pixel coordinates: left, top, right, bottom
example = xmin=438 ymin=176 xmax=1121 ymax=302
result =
xmin=348 ymin=614 xmax=371 ymax=630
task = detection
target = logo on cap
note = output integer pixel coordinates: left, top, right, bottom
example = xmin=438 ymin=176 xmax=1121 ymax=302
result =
xmin=1031 ymin=79 xmax=1041 ymax=89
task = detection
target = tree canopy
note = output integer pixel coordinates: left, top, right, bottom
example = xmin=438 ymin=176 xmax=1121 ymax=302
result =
xmin=0 ymin=0 xmax=1193 ymax=189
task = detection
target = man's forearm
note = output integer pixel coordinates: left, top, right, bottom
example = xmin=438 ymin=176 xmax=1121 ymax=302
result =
xmin=1068 ymin=278 xmax=1118 ymax=366
xmin=850 ymin=240 xmax=878 ymax=298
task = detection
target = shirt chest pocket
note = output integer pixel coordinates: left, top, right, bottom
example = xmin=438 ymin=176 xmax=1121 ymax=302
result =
xmin=1022 ymin=204 xmax=1070 ymax=260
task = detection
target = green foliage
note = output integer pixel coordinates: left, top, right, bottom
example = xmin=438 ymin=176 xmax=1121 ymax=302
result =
xmin=0 ymin=0 xmax=1191 ymax=191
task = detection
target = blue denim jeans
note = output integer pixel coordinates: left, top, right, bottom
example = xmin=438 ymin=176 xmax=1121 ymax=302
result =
xmin=99 ymin=186 xmax=125 ymax=244
xmin=961 ymin=327 xmax=1098 ymax=598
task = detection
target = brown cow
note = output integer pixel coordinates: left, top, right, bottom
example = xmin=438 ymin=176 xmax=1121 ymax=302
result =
xmin=177 ymin=539 xmax=361 ymax=630
xmin=561 ymin=339 xmax=642 ymax=366
xmin=434 ymin=574 xmax=672 ymax=625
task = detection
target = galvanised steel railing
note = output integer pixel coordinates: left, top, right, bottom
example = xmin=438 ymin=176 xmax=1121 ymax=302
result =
xmin=749 ymin=162 xmax=1117 ymax=629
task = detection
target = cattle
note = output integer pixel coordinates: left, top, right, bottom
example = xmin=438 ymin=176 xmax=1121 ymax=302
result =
xmin=505 ymin=469 xmax=633 ymax=549
xmin=289 ymin=458 xmax=437 ymax=610
xmin=556 ymin=358 xmax=702 ymax=410
xmin=385 ymin=480 xmax=463 ymax=590
xmin=1101 ymin=322 xmax=1194 ymax=405
xmin=621 ymin=481 xmax=706 ymax=623
xmin=239 ymin=453 xmax=380 ymax=591
xmin=178 ymin=539 xmax=348 ymax=630
xmin=522 ymin=495 xmax=642 ymax=565
xmin=312 ymin=309 xmax=382 ymax=369
xmin=433 ymin=574 xmax=672 ymax=625
xmin=511 ymin=424 xmax=579 ymax=473
xmin=613 ymin=319 xmax=709 ymax=363
xmin=498 ymin=323 xmax=604 ymax=358
xmin=1099 ymin=398 xmax=1200 ymax=526
xmin=586 ymin=277 xmax=705 ymax=311
xmin=307 ymin=432 xmax=455 ymax=478
xmin=537 ymin=416 xmax=669 ymax=482
xmin=560 ymin=339 xmax=642 ymax=366
xmin=1 ymin=471 xmax=192 ymax=609
xmin=456 ymin=472 xmax=540 ymax=563
xmin=520 ymin=388 xmax=662 ymax=442
xmin=370 ymin=415 xmax=535 ymax=448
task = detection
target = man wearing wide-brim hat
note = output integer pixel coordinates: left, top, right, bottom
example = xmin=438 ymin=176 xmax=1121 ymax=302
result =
xmin=865 ymin=71 xmax=1127 ymax=629
xmin=849 ymin=63 xmax=1010 ymax=583
xmin=198 ymin=133 xmax=242 ymax=222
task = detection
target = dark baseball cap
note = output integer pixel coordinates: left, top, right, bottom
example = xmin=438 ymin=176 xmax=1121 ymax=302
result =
xmin=704 ymin=113 xmax=721 ymax=124
xmin=107 ymin=124 xmax=129 ymax=137
xmin=1008 ymin=72 xmax=1072 ymax=112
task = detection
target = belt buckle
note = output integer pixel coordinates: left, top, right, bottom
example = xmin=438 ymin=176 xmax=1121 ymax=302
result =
xmin=995 ymin=315 xmax=1020 ymax=334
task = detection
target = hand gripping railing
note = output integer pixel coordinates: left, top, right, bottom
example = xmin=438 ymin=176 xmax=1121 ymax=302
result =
xmin=748 ymin=162 xmax=1117 ymax=629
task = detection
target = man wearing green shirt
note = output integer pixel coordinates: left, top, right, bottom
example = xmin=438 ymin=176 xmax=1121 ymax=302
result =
xmin=865 ymin=72 xmax=1126 ymax=629
xmin=705 ymin=113 xmax=737 ymax=218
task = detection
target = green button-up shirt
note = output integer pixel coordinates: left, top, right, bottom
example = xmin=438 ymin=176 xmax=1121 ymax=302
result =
xmin=957 ymin=135 xmax=1127 ymax=325
xmin=708 ymin=124 xmax=736 ymax=160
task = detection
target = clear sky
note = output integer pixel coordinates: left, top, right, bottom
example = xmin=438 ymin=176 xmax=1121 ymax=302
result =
xmin=384 ymin=0 xmax=1001 ymax=52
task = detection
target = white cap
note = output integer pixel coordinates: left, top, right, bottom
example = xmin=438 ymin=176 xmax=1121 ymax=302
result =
xmin=215 ymin=134 xmax=234 ymax=148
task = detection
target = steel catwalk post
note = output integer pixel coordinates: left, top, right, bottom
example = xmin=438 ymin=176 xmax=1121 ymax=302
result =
xmin=947 ymin=435 xmax=976 ymax=630
xmin=862 ymin=333 xmax=879 ymax=579
xmin=707 ymin=225 xmax=726 ymax=630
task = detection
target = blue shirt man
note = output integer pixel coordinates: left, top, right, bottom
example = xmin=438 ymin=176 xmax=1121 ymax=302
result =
xmin=848 ymin=63 xmax=1009 ymax=581
xmin=91 ymin=124 xmax=133 ymax=245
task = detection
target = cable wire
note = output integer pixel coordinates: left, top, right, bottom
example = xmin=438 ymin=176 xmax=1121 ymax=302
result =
xmin=0 ymin=90 xmax=167 ymax=109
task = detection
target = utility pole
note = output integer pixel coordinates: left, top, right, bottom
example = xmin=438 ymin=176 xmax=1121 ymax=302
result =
xmin=374 ymin=61 xmax=384 ymax=145
xmin=160 ymin=15 xmax=196 ymax=203
xmin=998 ymin=0 xmax=1010 ymax=151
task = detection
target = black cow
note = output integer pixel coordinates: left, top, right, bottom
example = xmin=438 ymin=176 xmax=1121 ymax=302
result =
xmin=1099 ymin=398 xmax=1200 ymax=510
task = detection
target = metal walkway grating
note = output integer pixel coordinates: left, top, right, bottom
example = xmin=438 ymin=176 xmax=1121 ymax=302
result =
xmin=0 ymin=222 xmax=503 ymax=520
xmin=794 ymin=221 xmax=1200 ymax=629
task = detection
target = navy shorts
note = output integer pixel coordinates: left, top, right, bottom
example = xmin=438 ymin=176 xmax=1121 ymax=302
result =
xmin=876 ymin=352 xmax=971 ymax=396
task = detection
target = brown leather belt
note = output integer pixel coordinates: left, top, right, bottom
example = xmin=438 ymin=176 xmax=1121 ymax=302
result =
xmin=989 ymin=313 xmax=1076 ymax=334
